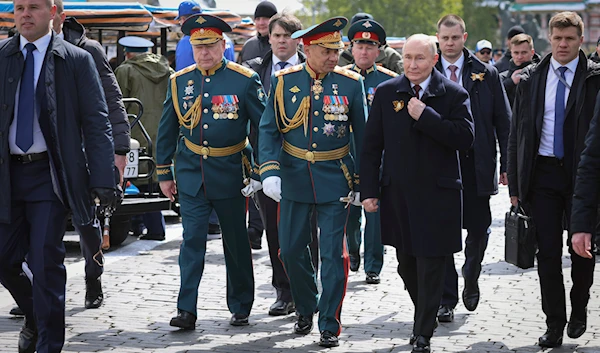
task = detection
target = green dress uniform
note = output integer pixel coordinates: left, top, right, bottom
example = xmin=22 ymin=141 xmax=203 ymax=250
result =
xmin=343 ymin=20 xmax=399 ymax=278
xmin=258 ymin=17 xmax=368 ymax=336
xmin=156 ymin=14 xmax=266 ymax=320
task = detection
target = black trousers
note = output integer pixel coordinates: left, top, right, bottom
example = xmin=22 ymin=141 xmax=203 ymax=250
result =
xmin=397 ymin=250 xmax=447 ymax=338
xmin=530 ymin=158 xmax=595 ymax=329
xmin=255 ymin=190 xmax=319 ymax=302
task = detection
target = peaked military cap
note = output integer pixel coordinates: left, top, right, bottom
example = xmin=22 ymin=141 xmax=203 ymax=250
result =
xmin=118 ymin=36 xmax=154 ymax=52
xmin=348 ymin=19 xmax=386 ymax=46
xmin=291 ymin=17 xmax=348 ymax=50
xmin=182 ymin=13 xmax=232 ymax=45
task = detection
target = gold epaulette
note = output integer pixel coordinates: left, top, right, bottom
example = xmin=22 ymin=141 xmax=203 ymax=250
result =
xmin=170 ymin=63 xmax=196 ymax=80
xmin=333 ymin=66 xmax=361 ymax=81
xmin=377 ymin=66 xmax=400 ymax=78
xmin=342 ymin=64 xmax=353 ymax=70
xmin=226 ymin=61 xmax=254 ymax=78
xmin=275 ymin=64 xmax=303 ymax=77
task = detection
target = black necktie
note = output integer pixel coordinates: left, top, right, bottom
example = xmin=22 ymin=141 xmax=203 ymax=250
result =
xmin=276 ymin=61 xmax=289 ymax=71
xmin=413 ymin=85 xmax=421 ymax=99
xmin=16 ymin=42 xmax=36 ymax=153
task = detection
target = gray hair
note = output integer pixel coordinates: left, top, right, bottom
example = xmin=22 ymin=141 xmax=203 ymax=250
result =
xmin=405 ymin=34 xmax=437 ymax=56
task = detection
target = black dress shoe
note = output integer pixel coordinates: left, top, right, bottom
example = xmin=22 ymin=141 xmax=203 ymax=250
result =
xmin=538 ymin=328 xmax=563 ymax=347
xmin=139 ymin=233 xmax=165 ymax=241
xmin=18 ymin=319 xmax=37 ymax=353
xmin=437 ymin=305 xmax=454 ymax=323
xmin=294 ymin=314 xmax=313 ymax=335
xmin=269 ymin=299 xmax=295 ymax=316
xmin=208 ymin=223 xmax=221 ymax=234
xmin=349 ymin=253 xmax=360 ymax=272
xmin=567 ymin=312 xmax=587 ymax=339
xmin=319 ymin=330 xmax=339 ymax=347
xmin=462 ymin=280 xmax=480 ymax=312
xmin=412 ymin=335 xmax=431 ymax=353
xmin=10 ymin=306 xmax=24 ymax=316
xmin=169 ymin=310 xmax=196 ymax=330
xmin=366 ymin=272 xmax=380 ymax=284
xmin=230 ymin=313 xmax=249 ymax=326
xmin=85 ymin=277 xmax=104 ymax=309
xmin=409 ymin=333 xmax=416 ymax=345
xmin=248 ymin=228 xmax=262 ymax=250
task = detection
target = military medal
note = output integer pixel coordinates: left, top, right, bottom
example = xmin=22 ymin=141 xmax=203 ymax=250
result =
xmin=292 ymin=95 xmax=297 ymax=103
xmin=212 ymin=96 xmax=224 ymax=119
xmin=312 ymin=79 xmax=323 ymax=100
xmin=184 ymin=85 xmax=194 ymax=96
xmin=332 ymin=83 xmax=338 ymax=95
xmin=337 ymin=124 xmax=346 ymax=138
xmin=392 ymin=100 xmax=404 ymax=112
xmin=323 ymin=122 xmax=335 ymax=137
xmin=183 ymin=101 xmax=188 ymax=110
xmin=367 ymin=87 xmax=376 ymax=106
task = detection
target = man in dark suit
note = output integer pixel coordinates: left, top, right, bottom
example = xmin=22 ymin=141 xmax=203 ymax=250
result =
xmin=435 ymin=14 xmax=511 ymax=322
xmin=508 ymin=11 xmax=600 ymax=347
xmin=361 ymin=34 xmax=474 ymax=353
xmin=0 ymin=0 xmax=118 ymax=351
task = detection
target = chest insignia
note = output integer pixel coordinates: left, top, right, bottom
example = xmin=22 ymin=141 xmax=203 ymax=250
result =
xmin=392 ymin=100 xmax=404 ymax=112
xmin=323 ymin=122 xmax=335 ymax=137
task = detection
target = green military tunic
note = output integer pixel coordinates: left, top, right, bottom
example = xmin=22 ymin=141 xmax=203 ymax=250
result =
xmin=259 ymin=63 xmax=367 ymax=335
xmin=338 ymin=44 xmax=404 ymax=74
xmin=343 ymin=64 xmax=398 ymax=276
xmin=156 ymin=58 xmax=266 ymax=317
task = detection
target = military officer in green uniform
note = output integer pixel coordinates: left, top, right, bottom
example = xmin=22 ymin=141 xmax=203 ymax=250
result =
xmin=259 ymin=17 xmax=368 ymax=348
xmin=343 ymin=20 xmax=398 ymax=285
xmin=156 ymin=14 xmax=266 ymax=330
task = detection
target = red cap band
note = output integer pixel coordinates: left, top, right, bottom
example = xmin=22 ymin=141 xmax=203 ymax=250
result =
xmin=353 ymin=31 xmax=379 ymax=42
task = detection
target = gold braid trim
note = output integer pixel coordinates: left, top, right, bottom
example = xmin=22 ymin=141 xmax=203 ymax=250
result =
xmin=172 ymin=78 xmax=203 ymax=135
xmin=340 ymin=159 xmax=353 ymax=191
xmin=241 ymin=153 xmax=252 ymax=184
xmin=274 ymin=76 xmax=311 ymax=135
xmin=259 ymin=164 xmax=281 ymax=175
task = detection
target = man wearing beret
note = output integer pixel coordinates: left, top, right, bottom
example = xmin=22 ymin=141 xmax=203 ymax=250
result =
xmin=338 ymin=13 xmax=403 ymax=74
xmin=259 ymin=16 xmax=367 ymax=347
xmin=342 ymin=19 xmax=398 ymax=285
xmin=156 ymin=14 xmax=266 ymax=330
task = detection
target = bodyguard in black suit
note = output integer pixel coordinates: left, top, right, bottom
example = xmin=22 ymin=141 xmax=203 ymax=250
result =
xmin=508 ymin=12 xmax=600 ymax=347
xmin=361 ymin=34 xmax=474 ymax=353
xmin=0 ymin=0 xmax=118 ymax=351
xmin=435 ymin=14 xmax=511 ymax=321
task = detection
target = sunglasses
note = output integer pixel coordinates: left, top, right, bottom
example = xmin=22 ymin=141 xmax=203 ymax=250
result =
xmin=479 ymin=49 xmax=491 ymax=55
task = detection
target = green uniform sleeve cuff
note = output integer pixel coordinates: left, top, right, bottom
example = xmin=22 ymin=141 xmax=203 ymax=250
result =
xmin=259 ymin=161 xmax=280 ymax=181
xmin=157 ymin=164 xmax=174 ymax=181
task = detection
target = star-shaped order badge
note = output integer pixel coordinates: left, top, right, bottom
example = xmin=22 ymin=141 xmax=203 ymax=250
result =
xmin=184 ymin=85 xmax=194 ymax=96
xmin=323 ymin=122 xmax=335 ymax=137
xmin=337 ymin=124 xmax=346 ymax=138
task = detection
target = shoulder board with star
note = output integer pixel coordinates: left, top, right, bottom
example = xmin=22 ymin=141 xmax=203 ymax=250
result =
xmin=226 ymin=61 xmax=255 ymax=78
xmin=275 ymin=64 xmax=304 ymax=78
xmin=170 ymin=63 xmax=196 ymax=80
xmin=376 ymin=66 xmax=400 ymax=78
xmin=333 ymin=66 xmax=361 ymax=81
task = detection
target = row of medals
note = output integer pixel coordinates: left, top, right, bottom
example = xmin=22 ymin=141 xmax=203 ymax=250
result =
xmin=312 ymin=80 xmax=349 ymax=122
xmin=212 ymin=104 xmax=239 ymax=120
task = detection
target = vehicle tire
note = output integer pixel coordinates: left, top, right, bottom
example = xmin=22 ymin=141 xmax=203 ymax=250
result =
xmin=108 ymin=215 xmax=131 ymax=247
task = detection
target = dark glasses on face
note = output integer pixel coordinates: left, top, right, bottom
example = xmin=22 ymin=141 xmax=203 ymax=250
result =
xmin=479 ymin=49 xmax=491 ymax=55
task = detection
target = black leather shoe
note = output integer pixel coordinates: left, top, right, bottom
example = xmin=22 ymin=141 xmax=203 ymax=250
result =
xmin=412 ymin=335 xmax=431 ymax=353
xmin=567 ymin=312 xmax=587 ymax=339
xmin=208 ymin=223 xmax=221 ymax=234
xmin=248 ymin=228 xmax=262 ymax=250
xmin=437 ymin=305 xmax=454 ymax=323
xmin=462 ymin=280 xmax=480 ymax=312
xmin=294 ymin=314 xmax=313 ymax=335
xmin=18 ymin=319 xmax=37 ymax=353
xmin=139 ymin=233 xmax=165 ymax=241
xmin=85 ymin=277 xmax=104 ymax=309
xmin=409 ymin=333 xmax=416 ymax=345
xmin=319 ymin=330 xmax=339 ymax=347
xmin=10 ymin=306 xmax=24 ymax=316
xmin=349 ymin=252 xmax=360 ymax=272
xmin=230 ymin=313 xmax=249 ymax=326
xmin=269 ymin=299 xmax=295 ymax=316
xmin=169 ymin=310 xmax=196 ymax=330
xmin=538 ymin=328 xmax=563 ymax=347
xmin=366 ymin=272 xmax=380 ymax=284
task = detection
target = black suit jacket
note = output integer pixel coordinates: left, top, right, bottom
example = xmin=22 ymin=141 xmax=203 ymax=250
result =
xmin=360 ymin=68 xmax=474 ymax=257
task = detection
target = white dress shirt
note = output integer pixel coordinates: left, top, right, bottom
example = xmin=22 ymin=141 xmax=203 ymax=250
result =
xmin=272 ymin=52 xmax=299 ymax=73
xmin=9 ymin=32 xmax=52 ymax=154
xmin=440 ymin=53 xmax=465 ymax=86
xmin=410 ymin=74 xmax=432 ymax=100
xmin=538 ymin=56 xmax=579 ymax=157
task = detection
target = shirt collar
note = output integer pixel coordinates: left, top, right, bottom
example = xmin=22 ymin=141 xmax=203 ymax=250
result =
xmin=273 ymin=52 xmax=299 ymax=67
xmin=441 ymin=52 xmax=465 ymax=73
xmin=20 ymin=31 xmax=52 ymax=54
xmin=550 ymin=55 xmax=579 ymax=74
xmin=57 ymin=31 xmax=64 ymax=40
xmin=411 ymin=74 xmax=432 ymax=95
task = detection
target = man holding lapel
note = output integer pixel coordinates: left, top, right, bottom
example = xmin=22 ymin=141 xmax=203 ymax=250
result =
xmin=361 ymin=34 xmax=473 ymax=353
xmin=0 ymin=0 xmax=118 ymax=351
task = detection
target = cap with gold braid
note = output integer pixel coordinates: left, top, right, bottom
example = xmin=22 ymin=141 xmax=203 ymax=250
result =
xmin=291 ymin=16 xmax=348 ymax=50
xmin=182 ymin=13 xmax=232 ymax=45
xmin=347 ymin=19 xmax=386 ymax=46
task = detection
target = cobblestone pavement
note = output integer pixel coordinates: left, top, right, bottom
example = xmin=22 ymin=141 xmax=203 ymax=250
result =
xmin=1 ymin=184 xmax=599 ymax=352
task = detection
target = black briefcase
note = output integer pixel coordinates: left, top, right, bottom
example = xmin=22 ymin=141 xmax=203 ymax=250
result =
xmin=504 ymin=204 xmax=537 ymax=269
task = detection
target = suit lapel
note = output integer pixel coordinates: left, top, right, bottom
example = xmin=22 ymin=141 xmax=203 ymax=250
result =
xmin=565 ymin=58 xmax=585 ymax=119
xmin=535 ymin=64 xmax=549 ymax=137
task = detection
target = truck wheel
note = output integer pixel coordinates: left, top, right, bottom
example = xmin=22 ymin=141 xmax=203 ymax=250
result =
xmin=108 ymin=215 xmax=131 ymax=247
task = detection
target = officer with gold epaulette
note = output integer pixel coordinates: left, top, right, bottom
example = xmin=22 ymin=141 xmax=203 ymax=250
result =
xmin=259 ymin=17 xmax=367 ymax=348
xmin=155 ymin=13 xmax=266 ymax=330
xmin=343 ymin=19 xmax=398 ymax=285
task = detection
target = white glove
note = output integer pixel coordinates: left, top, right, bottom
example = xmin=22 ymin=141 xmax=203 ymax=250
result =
xmin=339 ymin=191 xmax=362 ymax=207
xmin=262 ymin=176 xmax=282 ymax=202
xmin=351 ymin=191 xmax=362 ymax=206
xmin=241 ymin=179 xmax=263 ymax=197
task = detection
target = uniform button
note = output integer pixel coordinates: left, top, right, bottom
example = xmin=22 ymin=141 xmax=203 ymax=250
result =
xmin=203 ymin=108 xmax=208 ymax=114
xmin=203 ymin=155 xmax=208 ymax=159
xmin=203 ymin=124 xmax=209 ymax=129
xmin=313 ymin=127 xmax=319 ymax=132
xmin=312 ymin=143 xmax=317 ymax=148
xmin=204 ymin=93 xmax=209 ymax=97
xmin=314 ymin=111 xmax=319 ymax=116
xmin=203 ymin=141 xmax=208 ymax=146
xmin=8 ymin=78 xmax=13 ymax=83
xmin=205 ymin=78 xmax=211 ymax=83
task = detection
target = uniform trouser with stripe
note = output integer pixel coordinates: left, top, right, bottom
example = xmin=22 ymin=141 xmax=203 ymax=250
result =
xmin=346 ymin=205 xmax=384 ymax=274
xmin=278 ymin=198 xmax=349 ymax=335
xmin=177 ymin=189 xmax=254 ymax=317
